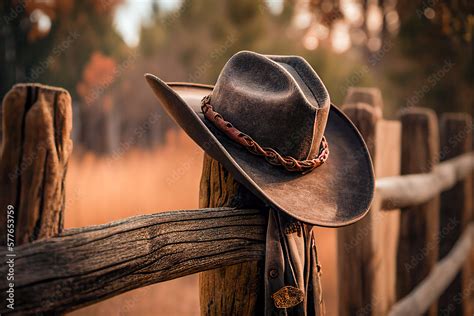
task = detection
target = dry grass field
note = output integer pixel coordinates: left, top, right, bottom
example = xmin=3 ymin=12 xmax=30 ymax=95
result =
xmin=65 ymin=131 xmax=338 ymax=316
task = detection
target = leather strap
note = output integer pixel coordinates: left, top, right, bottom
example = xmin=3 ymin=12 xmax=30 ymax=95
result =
xmin=264 ymin=210 xmax=325 ymax=315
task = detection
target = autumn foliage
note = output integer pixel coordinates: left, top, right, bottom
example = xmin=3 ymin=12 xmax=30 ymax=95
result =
xmin=76 ymin=52 xmax=117 ymax=107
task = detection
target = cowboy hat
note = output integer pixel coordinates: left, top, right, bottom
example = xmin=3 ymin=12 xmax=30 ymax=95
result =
xmin=145 ymin=51 xmax=374 ymax=226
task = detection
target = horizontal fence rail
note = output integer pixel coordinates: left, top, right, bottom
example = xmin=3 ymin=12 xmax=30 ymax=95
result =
xmin=377 ymin=152 xmax=474 ymax=210
xmin=389 ymin=223 xmax=474 ymax=316
xmin=0 ymin=208 xmax=265 ymax=314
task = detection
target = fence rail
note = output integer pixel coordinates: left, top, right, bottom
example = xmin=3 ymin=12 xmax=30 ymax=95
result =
xmin=378 ymin=152 xmax=474 ymax=210
xmin=0 ymin=84 xmax=472 ymax=315
xmin=0 ymin=208 xmax=265 ymax=314
xmin=389 ymin=223 xmax=473 ymax=316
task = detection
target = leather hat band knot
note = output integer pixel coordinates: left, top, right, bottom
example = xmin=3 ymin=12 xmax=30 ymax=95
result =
xmin=201 ymin=95 xmax=329 ymax=174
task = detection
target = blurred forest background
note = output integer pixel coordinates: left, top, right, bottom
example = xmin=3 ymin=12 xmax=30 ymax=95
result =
xmin=1 ymin=0 xmax=472 ymax=155
xmin=0 ymin=0 xmax=472 ymax=315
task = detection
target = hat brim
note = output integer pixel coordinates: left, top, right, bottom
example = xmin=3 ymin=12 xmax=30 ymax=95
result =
xmin=145 ymin=74 xmax=375 ymax=227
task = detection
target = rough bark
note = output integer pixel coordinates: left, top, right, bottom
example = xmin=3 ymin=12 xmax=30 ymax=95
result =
xmin=0 ymin=83 xmax=73 ymax=246
xmin=0 ymin=83 xmax=73 ymax=316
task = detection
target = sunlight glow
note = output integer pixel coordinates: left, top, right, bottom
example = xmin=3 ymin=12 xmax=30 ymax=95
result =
xmin=314 ymin=24 xmax=330 ymax=40
xmin=340 ymin=0 xmax=363 ymax=26
xmin=366 ymin=4 xmax=383 ymax=34
xmin=294 ymin=10 xmax=313 ymax=29
xmin=331 ymin=21 xmax=351 ymax=53
xmin=386 ymin=10 xmax=400 ymax=33
xmin=303 ymin=35 xmax=319 ymax=50
xmin=30 ymin=9 xmax=52 ymax=34
xmin=367 ymin=36 xmax=382 ymax=51
xmin=266 ymin=0 xmax=284 ymax=15
xmin=424 ymin=7 xmax=436 ymax=20
xmin=115 ymin=0 xmax=183 ymax=47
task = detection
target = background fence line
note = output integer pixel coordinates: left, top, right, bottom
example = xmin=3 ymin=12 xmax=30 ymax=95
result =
xmin=389 ymin=223 xmax=473 ymax=316
xmin=377 ymin=152 xmax=474 ymax=210
xmin=438 ymin=113 xmax=473 ymax=315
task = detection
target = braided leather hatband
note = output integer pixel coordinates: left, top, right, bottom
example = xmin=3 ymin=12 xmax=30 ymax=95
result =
xmin=201 ymin=95 xmax=329 ymax=174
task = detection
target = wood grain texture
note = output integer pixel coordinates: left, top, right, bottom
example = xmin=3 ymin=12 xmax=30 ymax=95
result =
xmin=396 ymin=107 xmax=440 ymax=316
xmin=389 ymin=223 xmax=474 ymax=316
xmin=438 ymin=113 xmax=473 ymax=315
xmin=337 ymin=103 xmax=377 ymax=316
xmin=0 ymin=207 xmax=266 ymax=314
xmin=371 ymin=120 xmax=401 ymax=314
xmin=0 ymin=83 xmax=72 ymax=246
xmin=337 ymin=100 xmax=401 ymax=315
xmin=199 ymin=154 xmax=266 ymax=316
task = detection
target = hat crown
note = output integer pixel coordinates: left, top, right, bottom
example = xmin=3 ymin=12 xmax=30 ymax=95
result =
xmin=211 ymin=51 xmax=330 ymax=161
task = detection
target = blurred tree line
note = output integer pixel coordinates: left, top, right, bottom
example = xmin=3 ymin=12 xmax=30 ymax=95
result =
xmin=0 ymin=0 xmax=138 ymax=154
xmin=1 ymin=0 xmax=472 ymax=155
xmin=1 ymin=0 xmax=127 ymax=98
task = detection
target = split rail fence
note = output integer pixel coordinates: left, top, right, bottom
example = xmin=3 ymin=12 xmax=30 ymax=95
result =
xmin=0 ymin=84 xmax=472 ymax=315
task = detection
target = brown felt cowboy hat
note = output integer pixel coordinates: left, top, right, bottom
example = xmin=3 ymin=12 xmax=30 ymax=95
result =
xmin=145 ymin=51 xmax=374 ymax=227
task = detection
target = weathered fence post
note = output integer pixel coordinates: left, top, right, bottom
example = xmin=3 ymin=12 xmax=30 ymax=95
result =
xmin=0 ymin=83 xmax=72 ymax=244
xmin=198 ymin=155 xmax=266 ymax=315
xmin=396 ymin=107 xmax=440 ymax=315
xmin=344 ymin=87 xmax=383 ymax=118
xmin=337 ymin=88 xmax=401 ymax=315
xmin=438 ymin=113 xmax=473 ymax=315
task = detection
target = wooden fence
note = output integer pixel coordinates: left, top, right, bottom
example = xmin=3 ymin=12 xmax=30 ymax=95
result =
xmin=0 ymin=83 xmax=472 ymax=315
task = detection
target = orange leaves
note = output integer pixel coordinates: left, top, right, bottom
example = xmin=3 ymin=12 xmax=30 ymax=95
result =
xmin=90 ymin=0 xmax=124 ymax=14
xmin=77 ymin=52 xmax=117 ymax=106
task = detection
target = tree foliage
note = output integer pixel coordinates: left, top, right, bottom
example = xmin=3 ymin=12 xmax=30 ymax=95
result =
xmin=0 ymin=0 xmax=128 ymax=99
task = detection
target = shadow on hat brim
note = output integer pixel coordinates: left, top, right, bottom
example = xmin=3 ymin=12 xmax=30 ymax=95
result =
xmin=145 ymin=74 xmax=375 ymax=227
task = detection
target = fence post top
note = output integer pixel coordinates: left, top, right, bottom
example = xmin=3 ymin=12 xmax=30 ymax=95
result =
xmin=11 ymin=82 xmax=71 ymax=95
xmin=341 ymin=102 xmax=383 ymax=126
xmin=398 ymin=106 xmax=437 ymax=121
xmin=440 ymin=112 xmax=473 ymax=124
xmin=344 ymin=87 xmax=383 ymax=108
